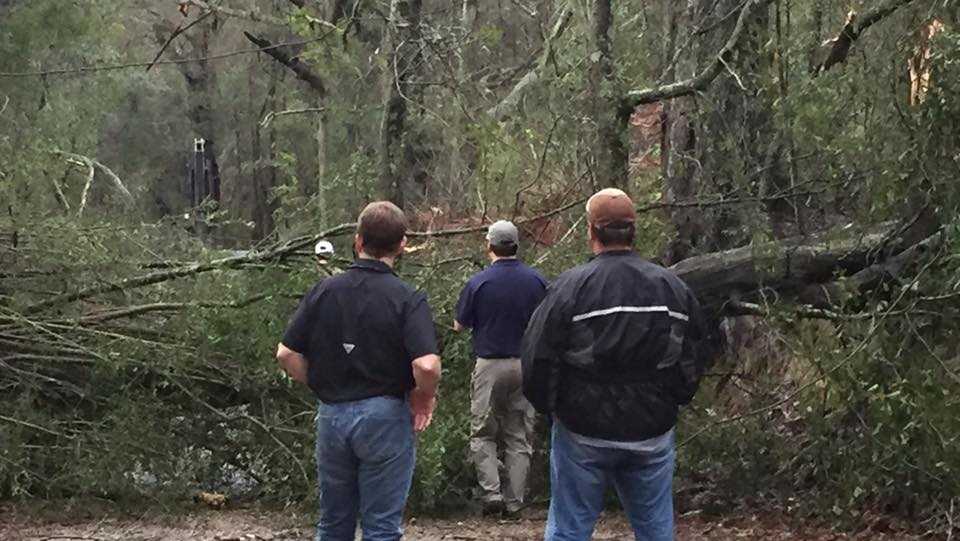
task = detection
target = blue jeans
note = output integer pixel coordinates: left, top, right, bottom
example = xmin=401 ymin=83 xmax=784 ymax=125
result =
xmin=545 ymin=422 xmax=675 ymax=541
xmin=314 ymin=396 xmax=415 ymax=541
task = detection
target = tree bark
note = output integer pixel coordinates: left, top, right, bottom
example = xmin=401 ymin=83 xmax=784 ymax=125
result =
xmin=242 ymin=32 xmax=329 ymax=231
xmin=447 ymin=0 xmax=479 ymax=206
xmin=377 ymin=0 xmax=423 ymax=206
xmin=316 ymin=101 xmax=328 ymax=227
xmin=486 ymin=7 xmax=573 ymax=121
xmin=587 ymin=0 xmax=630 ymax=188
xmin=670 ymin=221 xmax=942 ymax=312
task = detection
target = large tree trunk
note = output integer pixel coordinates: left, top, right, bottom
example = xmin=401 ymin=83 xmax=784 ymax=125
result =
xmin=377 ymin=0 xmax=424 ymax=207
xmin=671 ymin=221 xmax=942 ymax=313
xmin=661 ymin=0 xmax=784 ymax=262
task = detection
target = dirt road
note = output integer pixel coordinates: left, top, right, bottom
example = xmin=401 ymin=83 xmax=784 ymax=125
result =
xmin=0 ymin=507 xmax=923 ymax=540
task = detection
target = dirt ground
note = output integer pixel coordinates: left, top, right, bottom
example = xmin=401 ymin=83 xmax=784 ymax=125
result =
xmin=0 ymin=506 xmax=928 ymax=541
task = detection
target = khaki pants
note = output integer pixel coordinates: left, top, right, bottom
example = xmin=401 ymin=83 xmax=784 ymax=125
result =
xmin=470 ymin=357 xmax=535 ymax=512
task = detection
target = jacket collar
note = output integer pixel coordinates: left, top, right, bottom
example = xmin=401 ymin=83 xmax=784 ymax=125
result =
xmin=590 ymin=249 xmax=636 ymax=261
xmin=349 ymin=258 xmax=396 ymax=275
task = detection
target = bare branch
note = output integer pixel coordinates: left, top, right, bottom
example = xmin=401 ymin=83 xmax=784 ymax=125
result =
xmin=81 ymin=295 xmax=272 ymax=324
xmin=22 ymin=223 xmax=356 ymax=315
xmin=260 ymin=107 xmax=326 ymax=128
xmin=146 ymin=9 xmax=215 ymax=72
xmin=243 ymin=32 xmax=328 ymax=97
xmin=54 ymin=150 xmax=134 ymax=210
xmin=51 ymin=173 xmax=71 ymax=213
xmin=0 ymin=413 xmax=74 ymax=439
xmin=486 ymin=7 xmax=573 ymax=121
xmin=625 ymin=0 xmax=775 ymax=108
xmin=71 ymin=157 xmax=96 ymax=218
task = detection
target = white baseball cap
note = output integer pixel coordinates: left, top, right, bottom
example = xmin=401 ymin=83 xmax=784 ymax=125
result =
xmin=314 ymin=240 xmax=335 ymax=257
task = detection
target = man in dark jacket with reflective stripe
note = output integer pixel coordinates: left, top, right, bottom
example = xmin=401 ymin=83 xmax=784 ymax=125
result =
xmin=521 ymin=188 xmax=711 ymax=541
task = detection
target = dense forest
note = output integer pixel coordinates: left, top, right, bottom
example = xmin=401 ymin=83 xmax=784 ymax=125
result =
xmin=2 ymin=0 xmax=960 ymax=535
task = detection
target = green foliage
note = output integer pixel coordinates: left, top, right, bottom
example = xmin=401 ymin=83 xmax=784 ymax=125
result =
xmin=2 ymin=0 xmax=960 ymax=533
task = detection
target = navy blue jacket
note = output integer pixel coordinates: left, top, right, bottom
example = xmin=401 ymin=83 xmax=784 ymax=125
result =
xmin=456 ymin=259 xmax=547 ymax=359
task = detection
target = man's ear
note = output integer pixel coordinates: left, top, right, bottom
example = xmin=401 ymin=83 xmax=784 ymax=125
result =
xmin=586 ymin=221 xmax=596 ymax=242
xmin=398 ymin=235 xmax=408 ymax=256
xmin=354 ymin=234 xmax=363 ymax=255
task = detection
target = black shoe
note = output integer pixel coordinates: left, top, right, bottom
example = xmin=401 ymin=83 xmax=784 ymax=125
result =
xmin=481 ymin=500 xmax=505 ymax=516
xmin=501 ymin=507 xmax=523 ymax=520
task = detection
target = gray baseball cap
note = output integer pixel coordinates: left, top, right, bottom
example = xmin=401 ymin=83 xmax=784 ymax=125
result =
xmin=486 ymin=220 xmax=519 ymax=246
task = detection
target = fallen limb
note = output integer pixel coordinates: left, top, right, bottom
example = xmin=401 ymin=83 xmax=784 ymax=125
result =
xmin=71 ymin=156 xmax=96 ymax=218
xmin=680 ymin=249 xmax=942 ymax=448
xmin=80 ymin=295 xmax=272 ymax=323
xmin=670 ymin=222 xmax=942 ymax=311
xmin=22 ymin=223 xmax=355 ymax=315
xmin=53 ymin=150 xmax=135 ymax=211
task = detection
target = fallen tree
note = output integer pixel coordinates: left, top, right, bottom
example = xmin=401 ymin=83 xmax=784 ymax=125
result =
xmin=671 ymin=220 xmax=944 ymax=313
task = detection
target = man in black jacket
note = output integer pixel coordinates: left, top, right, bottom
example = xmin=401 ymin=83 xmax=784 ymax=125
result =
xmin=522 ymin=188 xmax=710 ymax=541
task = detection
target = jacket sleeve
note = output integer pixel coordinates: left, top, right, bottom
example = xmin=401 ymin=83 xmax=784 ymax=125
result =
xmin=674 ymin=290 xmax=715 ymax=405
xmin=521 ymin=282 xmax=569 ymax=414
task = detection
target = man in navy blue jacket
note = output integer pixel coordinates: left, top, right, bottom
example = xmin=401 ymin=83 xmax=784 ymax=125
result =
xmin=454 ymin=220 xmax=547 ymax=516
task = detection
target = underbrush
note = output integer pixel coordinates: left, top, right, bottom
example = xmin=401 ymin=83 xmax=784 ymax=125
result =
xmin=2 ymin=219 xmax=959 ymax=537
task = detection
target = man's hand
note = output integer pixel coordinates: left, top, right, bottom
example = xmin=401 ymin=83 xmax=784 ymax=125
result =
xmin=276 ymin=343 xmax=309 ymax=384
xmin=410 ymin=353 xmax=441 ymax=432
xmin=409 ymin=388 xmax=437 ymax=432
xmin=452 ymin=320 xmax=465 ymax=333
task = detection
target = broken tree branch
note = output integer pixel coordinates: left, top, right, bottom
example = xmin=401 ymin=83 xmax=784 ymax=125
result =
xmin=21 ymin=223 xmax=356 ymax=315
xmin=71 ymin=157 xmax=96 ymax=218
xmin=54 ymin=150 xmax=135 ymax=211
xmin=243 ymin=32 xmax=328 ymax=97
xmin=813 ymin=0 xmax=917 ymax=75
xmin=624 ymin=0 xmax=775 ymax=107
xmin=80 ymin=295 xmax=272 ymax=324
xmin=671 ymin=222 xmax=943 ymax=312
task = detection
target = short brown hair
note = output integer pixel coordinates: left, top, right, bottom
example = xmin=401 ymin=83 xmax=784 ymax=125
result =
xmin=357 ymin=201 xmax=407 ymax=258
xmin=489 ymin=242 xmax=518 ymax=257
xmin=592 ymin=222 xmax=635 ymax=247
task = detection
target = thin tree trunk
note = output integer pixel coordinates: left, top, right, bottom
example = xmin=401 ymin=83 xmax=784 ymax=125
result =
xmin=377 ymin=0 xmax=423 ymax=206
xmin=316 ymin=101 xmax=327 ymax=227
xmin=587 ymin=0 xmax=629 ymax=189
xmin=447 ymin=0 xmax=478 ymax=207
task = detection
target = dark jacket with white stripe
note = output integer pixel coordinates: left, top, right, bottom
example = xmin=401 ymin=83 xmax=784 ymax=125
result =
xmin=521 ymin=250 xmax=710 ymax=441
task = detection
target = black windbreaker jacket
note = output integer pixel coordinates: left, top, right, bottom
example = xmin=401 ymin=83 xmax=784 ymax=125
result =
xmin=521 ymin=250 xmax=711 ymax=441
